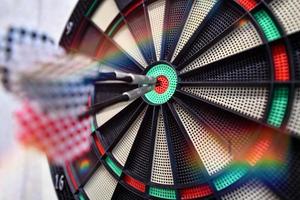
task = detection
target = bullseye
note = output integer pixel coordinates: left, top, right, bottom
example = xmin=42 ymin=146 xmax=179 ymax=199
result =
xmin=144 ymin=63 xmax=177 ymax=105
xmin=155 ymin=75 xmax=169 ymax=94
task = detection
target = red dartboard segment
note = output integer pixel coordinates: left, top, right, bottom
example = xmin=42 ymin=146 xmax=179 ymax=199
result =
xmin=65 ymin=162 xmax=79 ymax=190
xmin=272 ymin=43 xmax=290 ymax=81
xmin=155 ymin=75 xmax=169 ymax=94
xmin=124 ymin=0 xmax=143 ymax=16
xmin=93 ymin=134 xmax=105 ymax=156
xmin=180 ymin=185 xmax=213 ymax=200
xmin=244 ymin=130 xmax=273 ymax=166
xmin=236 ymin=0 xmax=258 ymax=11
xmin=123 ymin=174 xmax=146 ymax=193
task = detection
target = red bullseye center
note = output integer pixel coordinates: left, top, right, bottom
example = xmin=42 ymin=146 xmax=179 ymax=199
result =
xmin=155 ymin=75 xmax=169 ymax=94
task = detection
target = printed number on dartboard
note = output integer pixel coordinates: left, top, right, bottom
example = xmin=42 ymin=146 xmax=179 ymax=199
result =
xmin=54 ymin=174 xmax=65 ymax=191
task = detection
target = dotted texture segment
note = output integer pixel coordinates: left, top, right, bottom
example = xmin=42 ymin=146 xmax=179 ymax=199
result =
xmin=124 ymin=108 xmax=154 ymax=181
xmin=96 ymin=100 xmax=133 ymax=128
xmin=94 ymin=134 xmax=105 ymax=156
xmin=164 ymin=107 xmax=206 ymax=185
xmin=289 ymin=33 xmax=300 ymax=80
xmin=267 ymin=87 xmax=289 ymax=128
xmin=272 ymin=43 xmax=290 ymax=81
xmin=213 ymin=165 xmax=248 ymax=191
xmin=112 ymin=23 xmax=148 ymax=67
xmin=174 ymin=103 xmax=232 ymax=175
xmin=260 ymin=139 xmax=300 ymax=200
xmin=163 ymin=0 xmax=190 ymax=59
xmin=180 ymin=47 xmax=270 ymax=82
xmin=244 ymin=131 xmax=272 ymax=166
xmin=76 ymin=22 xmax=103 ymax=57
xmin=177 ymin=1 xmax=244 ymax=66
xmin=95 ymin=31 xmax=142 ymax=73
xmin=123 ymin=175 xmax=146 ymax=192
xmin=149 ymin=187 xmax=176 ymax=200
xmin=180 ymin=185 xmax=213 ymax=200
xmin=221 ymin=179 xmax=280 ymax=200
xmin=236 ymin=0 xmax=257 ymax=11
xmin=91 ymin=0 xmax=119 ymax=31
xmin=148 ymin=0 xmax=166 ymax=60
xmin=181 ymin=21 xmax=262 ymax=74
xmin=155 ymin=76 xmax=169 ymax=94
xmin=287 ymin=88 xmax=300 ymax=136
xmin=171 ymin=0 xmax=217 ymax=61
xmin=269 ymin=0 xmax=300 ymax=35
xmin=94 ymin=82 xmax=135 ymax=127
xmin=94 ymin=83 xmax=136 ymax=105
xmin=253 ymin=10 xmax=281 ymax=42
xmin=99 ymin=99 xmax=142 ymax=148
xmin=145 ymin=64 xmax=177 ymax=105
xmin=151 ymin=111 xmax=174 ymax=185
xmin=178 ymin=97 xmax=259 ymax=161
xmin=84 ymin=165 xmax=118 ymax=200
xmin=111 ymin=184 xmax=146 ymax=200
xmin=105 ymin=157 xmax=122 ymax=177
xmin=112 ymin=108 xmax=146 ymax=166
xmin=126 ymin=7 xmax=155 ymax=63
xmin=181 ymin=86 xmax=269 ymax=120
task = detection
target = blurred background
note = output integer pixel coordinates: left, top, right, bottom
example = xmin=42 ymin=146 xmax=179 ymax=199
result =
xmin=0 ymin=1 xmax=76 ymax=199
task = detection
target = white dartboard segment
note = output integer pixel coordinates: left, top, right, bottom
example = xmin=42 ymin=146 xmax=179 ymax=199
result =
xmin=287 ymin=88 xmax=300 ymax=136
xmin=180 ymin=21 xmax=263 ymax=74
xmin=112 ymin=23 xmax=148 ymax=68
xmin=269 ymin=0 xmax=300 ymax=35
xmin=181 ymin=86 xmax=269 ymax=120
xmin=150 ymin=110 xmax=174 ymax=185
xmin=221 ymin=179 xmax=280 ymax=200
xmin=171 ymin=0 xmax=218 ymax=62
xmin=91 ymin=0 xmax=120 ymax=31
xmin=96 ymin=100 xmax=134 ymax=127
xmin=148 ymin=0 xmax=166 ymax=61
xmin=84 ymin=165 xmax=118 ymax=200
xmin=174 ymin=103 xmax=232 ymax=175
xmin=112 ymin=107 xmax=147 ymax=166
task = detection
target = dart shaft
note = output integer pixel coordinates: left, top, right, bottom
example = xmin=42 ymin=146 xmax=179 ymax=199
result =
xmin=115 ymin=71 xmax=156 ymax=85
xmin=78 ymin=85 xmax=153 ymax=119
xmin=95 ymin=71 xmax=156 ymax=85
xmin=78 ymin=95 xmax=129 ymax=119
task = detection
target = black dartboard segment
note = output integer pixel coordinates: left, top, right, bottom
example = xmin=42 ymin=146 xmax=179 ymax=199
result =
xmin=290 ymin=33 xmax=300 ymax=81
xmin=122 ymin=106 xmax=156 ymax=181
xmin=93 ymin=83 xmax=137 ymax=128
xmin=96 ymin=98 xmax=145 ymax=149
xmin=50 ymin=0 xmax=300 ymax=199
xmin=121 ymin=2 xmax=156 ymax=64
xmin=179 ymin=46 xmax=271 ymax=83
xmin=111 ymin=184 xmax=147 ymax=200
xmin=162 ymin=0 xmax=192 ymax=60
xmin=163 ymin=104 xmax=208 ymax=185
xmin=174 ymin=1 xmax=245 ymax=68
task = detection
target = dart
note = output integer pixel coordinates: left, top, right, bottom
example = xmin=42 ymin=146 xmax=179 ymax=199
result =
xmin=97 ymin=71 xmax=157 ymax=85
xmin=78 ymin=85 xmax=154 ymax=119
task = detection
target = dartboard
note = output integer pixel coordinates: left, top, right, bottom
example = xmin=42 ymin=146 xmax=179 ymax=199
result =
xmin=50 ymin=0 xmax=300 ymax=199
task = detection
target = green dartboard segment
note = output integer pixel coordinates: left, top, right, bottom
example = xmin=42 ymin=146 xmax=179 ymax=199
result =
xmin=144 ymin=64 xmax=177 ymax=105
